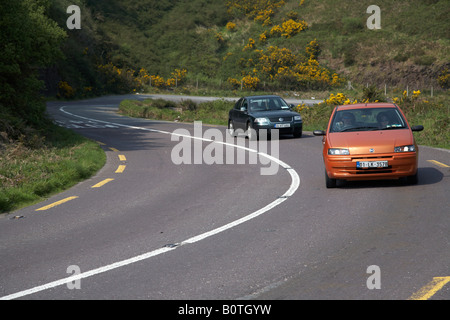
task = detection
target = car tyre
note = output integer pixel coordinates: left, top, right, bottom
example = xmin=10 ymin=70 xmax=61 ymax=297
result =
xmin=293 ymin=128 xmax=302 ymax=138
xmin=228 ymin=120 xmax=236 ymax=137
xmin=325 ymin=170 xmax=337 ymax=188
xmin=247 ymin=122 xmax=258 ymax=141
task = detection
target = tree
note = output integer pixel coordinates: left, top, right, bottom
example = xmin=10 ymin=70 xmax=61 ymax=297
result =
xmin=0 ymin=0 xmax=66 ymax=132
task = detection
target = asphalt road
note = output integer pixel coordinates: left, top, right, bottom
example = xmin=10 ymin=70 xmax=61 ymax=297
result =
xmin=0 ymin=94 xmax=449 ymax=301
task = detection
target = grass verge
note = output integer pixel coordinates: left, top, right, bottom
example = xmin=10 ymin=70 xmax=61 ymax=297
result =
xmin=0 ymin=124 xmax=105 ymax=213
xmin=119 ymin=98 xmax=232 ymax=126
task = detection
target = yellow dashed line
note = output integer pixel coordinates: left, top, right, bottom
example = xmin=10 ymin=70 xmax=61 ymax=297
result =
xmin=118 ymin=154 xmax=126 ymax=161
xmin=36 ymin=196 xmax=79 ymax=211
xmin=427 ymin=160 xmax=449 ymax=168
xmin=409 ymin=277 xmax=450 ymax=300
xmin=109 ymin=147 xmax=119 ymax=152
xmin=115 ymin=165 xmax=126 ymax=173
xmin=91 ymin=178 xmax=114 ymax=188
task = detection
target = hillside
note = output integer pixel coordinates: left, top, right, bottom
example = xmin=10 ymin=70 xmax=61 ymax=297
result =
xmin=45 ymin=0 xmax=449 ymax=98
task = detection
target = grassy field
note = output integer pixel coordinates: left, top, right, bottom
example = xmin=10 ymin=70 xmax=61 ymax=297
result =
xmin=0 ymin=124 xmax=105 ymax=213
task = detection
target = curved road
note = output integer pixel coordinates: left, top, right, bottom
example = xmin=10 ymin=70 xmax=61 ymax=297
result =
xmin=0 ymin=94 xmax=449 ymax=300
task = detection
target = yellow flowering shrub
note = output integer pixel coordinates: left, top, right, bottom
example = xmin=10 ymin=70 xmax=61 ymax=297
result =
xmin=243 ymin=38 xmax=256 ymax=51
xmin=226 ymin=22 xmax=236 ymax=31
xmin=227 ymin=77 xmax=241 ymax=89
xmin=411 ymin=90 xmax=421 ymax=100
xmin=241 ymin=75 xmax=260 ymax=90
xmin=324 ymin=93 xmax=357 ymax=105
xmin=259 ymin=32 xmax=267 ymax=43
xmin=437 ymin=68 xmax=449 ymax=89
xmin=269 ymin=19 xmax=308 ymax=39
xmin=215 ymin=32 xmax=225 ymax=43
xmin=57 ymin=81 xmax=75 ymax=99
xmin=226 ymin=0 xmax=285 ymax=24
xmin=306 ymin=39 xmax=320 ymax=59
xmin=269 ymin=25 xmax=283 ymax=36
xmin=280 ymin=19 xmax=308 ymax=38
xmin=150 ymin=75 xmax=166 ymax=88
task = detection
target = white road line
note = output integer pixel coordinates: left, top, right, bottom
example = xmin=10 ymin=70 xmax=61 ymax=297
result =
xmin=0 ymin=106 xmax=301 ymax=300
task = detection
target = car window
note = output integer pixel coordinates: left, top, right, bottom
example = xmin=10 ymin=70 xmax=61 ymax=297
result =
xmin=248 ymin=97 xmax=289 ymax=112
xmin=234 ymin=98 xmax=243 ymax=110
xmin=330 ymin=108 xmax=407 ymax=132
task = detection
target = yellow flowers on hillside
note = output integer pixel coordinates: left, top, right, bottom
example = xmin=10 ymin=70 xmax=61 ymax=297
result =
xmin=280 ymin=19 xmax=308 ymax=38
xmin=437 ymin=68 xmax=449 ymax=89
xmin=256 ymin=44 xmax=343 ymax=90
xmin=392 ymin=90 xmax=422 ymax=104
xmin=226 ymin=22 xmax=236 ymax=31
xmin=243 ymin=38 xmax=256 ymax=51
xmin=324 ymin=93 xmax=357 ymax=105
xmin=148 ymin=68 xmax=188 ymax=88
xmin=241 ymin=75 xmax=260 ymax=90
xmin=226 ymin=0 xmax=285 ymax=25
xmin=222 ymin=1 xmax=343 ymax=91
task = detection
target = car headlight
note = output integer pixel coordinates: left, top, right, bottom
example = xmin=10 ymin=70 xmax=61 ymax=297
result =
xmin=394 ymin=145 xmax=416 ymax=152
xmin=328 ymin=148 xmax=350 ymax=155
xmin=294 ymin=115 xmax=302 ymax=121
xmin=254 ymin=117 xmax=269 ymax=125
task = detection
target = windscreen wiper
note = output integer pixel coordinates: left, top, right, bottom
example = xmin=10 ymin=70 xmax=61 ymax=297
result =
xmin=340 ymin=126 xmax=378 ymax=132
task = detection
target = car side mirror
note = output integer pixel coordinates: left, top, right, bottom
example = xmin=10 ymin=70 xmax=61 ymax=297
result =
xmin=313 ymin=130 xmax=326 ymax=136
xmin=411 ymin=125 xmax=424 ymax=132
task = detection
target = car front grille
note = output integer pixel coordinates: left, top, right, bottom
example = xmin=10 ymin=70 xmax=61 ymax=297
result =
xmin=269 ymin=117 xmax=292 ymax=122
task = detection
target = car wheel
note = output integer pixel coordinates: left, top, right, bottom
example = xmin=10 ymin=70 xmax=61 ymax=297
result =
xmin=325 ymin=170 xmax=337 ymax=188
xmin=247 ymin=122 xmax=258 ymax=141
xmin=293 ymin=128 xmax=302 ymax=138
xmin=228 ymin=120 xmax=236 ymax=137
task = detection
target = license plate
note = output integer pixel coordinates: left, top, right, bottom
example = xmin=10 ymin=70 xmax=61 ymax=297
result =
xmin=275 ymin=123 xmax=290 ymax=128
xmin=357 ymin=161 xmax=388 ymax=168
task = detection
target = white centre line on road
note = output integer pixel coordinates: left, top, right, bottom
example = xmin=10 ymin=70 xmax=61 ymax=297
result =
xmin=0 ymin=106 xmax=300 ymax=300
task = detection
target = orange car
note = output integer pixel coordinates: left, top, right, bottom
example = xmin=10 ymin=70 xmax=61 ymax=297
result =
xmin=313 ymin=103 xmax=423 ymax=188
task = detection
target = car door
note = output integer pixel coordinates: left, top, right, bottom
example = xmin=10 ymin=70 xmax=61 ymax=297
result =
xmin=236 ymin=98 xmax=249 ymax=130
xmin=229 ymin=98 xmax=241 ymax=129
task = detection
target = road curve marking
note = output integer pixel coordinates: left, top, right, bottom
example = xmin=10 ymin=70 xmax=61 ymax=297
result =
xmin=91 ymin=178 xmax=114 ymax=188
xmin=115 ymin=165 xmax=126 ymax=173
xmin=427 ymin=160 xmax=449 ymax=168
xmin=118 ymin=154 xmax=126 ymax=161
xmin=35 ymin=196 xmax=79 ymax=211
xmin=409 ymin=277 xmax=450 ymax=300
xmin=0 ymin=106 xmax=301 ymax=300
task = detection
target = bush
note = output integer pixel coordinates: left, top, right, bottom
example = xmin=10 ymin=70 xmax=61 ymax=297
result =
xmin=362 ymin=85 xmax=386 ymax=102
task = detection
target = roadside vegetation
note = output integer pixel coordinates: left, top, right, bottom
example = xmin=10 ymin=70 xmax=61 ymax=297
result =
xmin=0 ymin=125 xmax=105 ymax=213
xmin=0 ymin=0 xmax=105 ymax=213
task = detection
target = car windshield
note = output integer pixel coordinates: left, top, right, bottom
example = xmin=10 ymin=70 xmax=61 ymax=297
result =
xmin=248 ymin=97 xmax=290 ymax=112
xmin=330 ymin=107 xmax=407 ymax=133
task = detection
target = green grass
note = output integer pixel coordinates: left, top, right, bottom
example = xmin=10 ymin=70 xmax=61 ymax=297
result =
xmin=0 ymin=124 xmax=106 ymax=213
xmin=119 ymin=98 xmax=233 ymax=126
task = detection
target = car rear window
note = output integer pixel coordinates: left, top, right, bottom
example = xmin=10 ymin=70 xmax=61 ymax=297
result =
xmin=248 ymin=97 xmax=289 ymax=111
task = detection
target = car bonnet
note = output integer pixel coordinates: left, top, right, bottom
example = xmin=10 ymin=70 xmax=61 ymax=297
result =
xmin=328 ymin=129 xmax=414 ymax=154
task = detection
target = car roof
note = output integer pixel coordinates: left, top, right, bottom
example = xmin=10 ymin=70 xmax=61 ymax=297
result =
xmin=336 ymin=102 xmax=397 ymax=110
xmin=244 ymin=95 xmax=280 ymax=99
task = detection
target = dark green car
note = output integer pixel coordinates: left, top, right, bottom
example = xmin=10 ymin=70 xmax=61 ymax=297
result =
xmin=228 ymin=95 xmax=303 ymax=140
